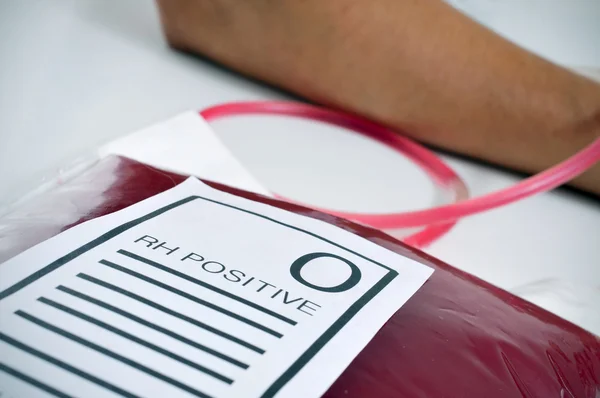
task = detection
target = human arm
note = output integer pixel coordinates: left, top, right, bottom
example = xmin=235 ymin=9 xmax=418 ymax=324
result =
xmin=156 ymin=0 xmax=600 ymax=195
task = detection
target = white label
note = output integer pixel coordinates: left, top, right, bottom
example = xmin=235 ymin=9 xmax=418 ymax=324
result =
xmin=0 ymin=178 xmax=432 ymax=398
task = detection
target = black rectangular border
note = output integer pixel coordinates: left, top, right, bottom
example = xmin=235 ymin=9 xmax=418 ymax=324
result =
xmin=0 ymin=194 xmax=398 ymax=397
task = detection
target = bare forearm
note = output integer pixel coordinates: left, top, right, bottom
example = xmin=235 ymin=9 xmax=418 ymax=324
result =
xmin=158 ymin=0 xmax=600 ymax=194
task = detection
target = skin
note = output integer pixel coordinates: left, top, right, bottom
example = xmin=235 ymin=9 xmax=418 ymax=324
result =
xmin=156 ymin=0 xmax=600 ymax=195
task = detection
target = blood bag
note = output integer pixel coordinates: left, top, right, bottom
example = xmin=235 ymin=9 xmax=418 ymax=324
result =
xmin=1 ymin=156 xmax=598 ymax=397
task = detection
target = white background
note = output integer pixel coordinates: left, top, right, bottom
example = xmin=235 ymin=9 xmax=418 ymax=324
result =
xmin=0 ymin=1 xmax=599 ymax=333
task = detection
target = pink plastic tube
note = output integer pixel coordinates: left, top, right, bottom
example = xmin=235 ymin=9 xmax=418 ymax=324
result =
xmin=200 ymin=101 xmax=600 ymax=248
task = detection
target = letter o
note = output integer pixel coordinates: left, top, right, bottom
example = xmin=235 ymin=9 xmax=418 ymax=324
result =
xmin=202 ymin=261 xmax=226 ymax=274
xmin=290 ymin=252 xmax=361 ymax=293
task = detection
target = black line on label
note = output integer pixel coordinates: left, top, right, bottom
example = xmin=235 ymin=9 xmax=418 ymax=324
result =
xmin=0 ymin=196 xmax=197 ymax=300
xmin=56 ymin=285 xmax=249 ymax=369
xmin=260 ymin=270 xmax=398 ymax=398
xmin=117 ymin=249 xmax=297 ymax=326
xmin=117 ymin=249 xmax=298 ymax=325
xmin=100 ymin=259 xmax=283 ymax=338
xmin=0 ymin=362 xmax=74 ymax=398
xmin=0 ymin=333 xmax=139 ymax=398
xmin=188 ymin=195 xmax=395 ymax=273
xmin=77 ymin=273 xmax=265 ymax=354
xmin=38 ymin=297 xmax=234 ymax=385
xmin=14 ymin=311 xmax=213 ymax=398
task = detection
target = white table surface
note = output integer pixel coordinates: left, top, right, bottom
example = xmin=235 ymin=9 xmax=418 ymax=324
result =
xmin=0 ymin=0 xmax=599 ymax=334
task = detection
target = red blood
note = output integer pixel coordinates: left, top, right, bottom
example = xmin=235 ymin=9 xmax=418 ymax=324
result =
xmin=1 ymin=156 xmax=599 ymax=397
